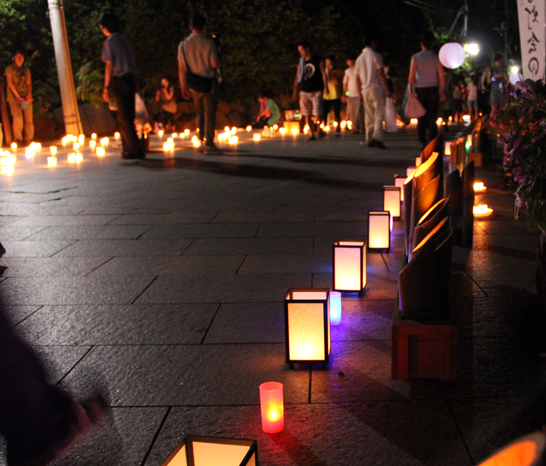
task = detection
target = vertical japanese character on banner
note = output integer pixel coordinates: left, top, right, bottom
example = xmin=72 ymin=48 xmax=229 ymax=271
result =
xmin=518 ymin=0 xmax=545 ymax=80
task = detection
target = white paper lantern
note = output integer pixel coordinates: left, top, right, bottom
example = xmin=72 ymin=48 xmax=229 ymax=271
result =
xmin=439 ymin=43 xmax=466 ymax=69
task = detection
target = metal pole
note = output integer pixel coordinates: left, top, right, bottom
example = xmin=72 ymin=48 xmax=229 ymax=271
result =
xmin=48 ymin=0 xmax=83 ymax=136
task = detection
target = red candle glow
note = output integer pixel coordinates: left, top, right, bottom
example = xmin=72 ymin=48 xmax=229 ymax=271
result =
xmin=259 ymin=382 xmax=284 ymax=433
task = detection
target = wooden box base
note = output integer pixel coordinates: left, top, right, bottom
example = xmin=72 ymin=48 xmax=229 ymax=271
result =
xmin=392 ymin=300 xmax=457 ymax=381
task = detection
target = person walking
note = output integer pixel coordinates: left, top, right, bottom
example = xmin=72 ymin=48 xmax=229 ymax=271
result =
xmin=178 ymin=14 xmax=222 ymax=155
xmin=355 ymin=35 xmax=392 ymax=149
xmin=488 ymin=53 xmax=509 ymax=117
xmin=322 ymin=56 xmax=342 ymax=135
xmin=408 ymin=31 xmax=445 ymax=149
xmin=343 ymin=57 xmax=364 ymax=133
xmin=100 ymin=12 xmax=145 ymax=160
xmin=5 ymin=49 xmax=34 ymax=146
xmin=292 ymin=40 xmax=327 ymax=141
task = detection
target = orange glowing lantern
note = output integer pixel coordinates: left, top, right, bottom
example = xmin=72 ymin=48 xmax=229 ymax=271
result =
xmin=333 ymin=241 xmax=366 ymax=293
xmin=476 ymin=431 xmax=545 ymax=466
xmin=394 ymin=175 xmax=406 ymax=202
xmin=259 ymin=382 xmax=284 ymax=433
xmin=383 ymin=186 xmax=401 ymax=220
xmin=283 ymin=120 xmax=300 ymax=134
xmin=162 ymin=435 xmax=258 ymax=466
xmin=253 ymin=133 xmax=261 ymax=141
xmin=285 ymin=289 xmax=330 ymax=367
xmin=368 ymin=211 xmax=391 ymax=251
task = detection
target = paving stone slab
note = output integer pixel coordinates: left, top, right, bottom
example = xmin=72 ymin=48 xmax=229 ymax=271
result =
xmin=31 ymin=345 xmax=92 ymax=384
xmin=61 ymin=344 xmax=310 ymax=406
xmin=145 ymin=401 xmax=471 ymax=466
xmin=183 ymin=237 xmax=314 ymax=256
xmin=107 ymin=211 xmax=217 ymax=225
xmin=0 ymin=257 xmax=109 ymax=278
xmin=53 ymin=239 xmax=192 ymax=257
xmin=26 ymin=225 xmax=152 ymax=241
xmin=141 ymin=223 xmax=259 ymax=239
xmin=256 ymin=221 xmax=369 ymax=238
xmin=5 ymin=304 xmax=42 ymax=326
xmin=136 ymin=273 xmax=312 ymax=304
xmin=88 ymin=255 xmax=245 ymax=277
xmin=211 ymin=212 xmax=314 ymax=223
xmin=7 ymin=215 xmax=120 ymax=226
xmin=0 ymin=240 xmax=76 ymax=257
xmin=17 ymin=303 xmax=218 ymax=345
xmin=0 ymin=225 xmax=49 ymax=240
xmin=0 ymin=276 xmax=155 ymax=305
xmin=238 ymin=254 xmax=331 ymax=274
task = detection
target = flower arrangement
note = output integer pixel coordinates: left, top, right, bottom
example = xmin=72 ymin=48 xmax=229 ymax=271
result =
xmin=490 ymin=79 xmax=546 ymax=231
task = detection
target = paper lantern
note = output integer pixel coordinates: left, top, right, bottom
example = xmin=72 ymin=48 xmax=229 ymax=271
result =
xmin=285 ymin=289 xmax=330 ymax=367
xmin=384 ymin=186 xmax=401 ymax=220
xmin=329 ymin=291 xmax=342 ymax=325
xmin=439 ymin=42 xmax=466 ymax=69
xmin=162 ymin=435 xmax=258 ymax=466
xmin=368 ymin=211 xmax=391 ymax=251
xmin=473 ymin=182 xmax=486 ymax=192
xmin=283 ymin=120 xmax=300 ymax=134
xmin=333 ymin=241 xmax=366 ymax=293
xmin=509 ymin=72 xmax=523 ymax=85
xmin=395 ymin=176 xmax=406 ymax=202
xmin=473 ymin=204 xmax=493 ymax=217
xmin=259 ymin=381 xmax=284 ymax=433
xmin=477 ymin=431 xmax=546 ymax=466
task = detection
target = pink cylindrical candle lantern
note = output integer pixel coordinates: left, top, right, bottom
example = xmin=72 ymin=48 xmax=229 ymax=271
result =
xmin=259 ymin=382 xmax=284 ymax=433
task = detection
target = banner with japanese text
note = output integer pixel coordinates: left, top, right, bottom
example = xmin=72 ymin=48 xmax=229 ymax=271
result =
xmin=518 ymin=0 xmax=545 ymax=80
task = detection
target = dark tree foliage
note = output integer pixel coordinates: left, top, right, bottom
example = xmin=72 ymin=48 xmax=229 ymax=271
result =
xmin=0 ymin=0 xmax=518 ymax=112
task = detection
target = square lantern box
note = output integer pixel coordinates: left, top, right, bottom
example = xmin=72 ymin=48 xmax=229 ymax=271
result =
xmin=368 ymin=211 xmax=391 ymax=252
xmin=332 ymin=240 xmax=366 ymax=294
xmin=394 ymin=175 xmax=406 ymax=202
xmin=283 ymin=120 xmax=300 ymax=134
xmin=285 ymin=289 xmax=330 ymax=368
xmin=162 ymin=435 xmax=258 ymax=466
xmin=383 ymin=186 xmax=401 ymax=220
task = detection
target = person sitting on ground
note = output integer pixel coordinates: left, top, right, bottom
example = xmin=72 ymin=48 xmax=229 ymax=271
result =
xmin=154 ymin=77 xmax=177 ymax=132
xmin=254 ymin=94 xmax=281 ymax=128
xmin=5 ymin=49 xmax=34 ymax=147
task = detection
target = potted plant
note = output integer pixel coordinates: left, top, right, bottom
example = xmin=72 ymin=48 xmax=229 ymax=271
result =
xmin=490 ymin=79 xmax=546 ymax=305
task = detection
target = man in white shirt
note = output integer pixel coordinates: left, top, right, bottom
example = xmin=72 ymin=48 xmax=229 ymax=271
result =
xmin=343 ymin=57 xmax=363 ymax=133
xmin=355 ymin=36 xmax=392 ymax=149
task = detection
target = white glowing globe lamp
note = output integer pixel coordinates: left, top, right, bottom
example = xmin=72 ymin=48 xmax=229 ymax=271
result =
xmin=509 ymin=72 xmax=523 ymax=86
xmin=439 ymin=43 xmax=466 ymax=69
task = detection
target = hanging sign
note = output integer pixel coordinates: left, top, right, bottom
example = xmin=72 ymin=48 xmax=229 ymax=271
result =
xmin=518 ymin=0 xmax=545 ymax=80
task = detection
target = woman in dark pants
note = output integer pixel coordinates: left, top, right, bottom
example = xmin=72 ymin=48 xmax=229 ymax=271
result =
xmin=408 ymin=31 xmax=445 ymax=149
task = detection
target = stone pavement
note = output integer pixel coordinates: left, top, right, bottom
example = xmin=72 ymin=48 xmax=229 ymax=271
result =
xmin=0 ymin=127 xmax=545 ymax=465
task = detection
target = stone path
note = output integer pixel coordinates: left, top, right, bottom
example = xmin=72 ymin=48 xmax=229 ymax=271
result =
xmin=0 ymin=127 xmax=545 ymax=465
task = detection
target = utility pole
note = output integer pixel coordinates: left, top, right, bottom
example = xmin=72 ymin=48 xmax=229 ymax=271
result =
xmin=48 ymin=0 xmax=83 ymax=136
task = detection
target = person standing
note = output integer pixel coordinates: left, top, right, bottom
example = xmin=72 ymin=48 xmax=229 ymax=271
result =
xmin=322 ymin=57 xmax=342 ymax=135
xmin=408 ymin=31 xmax=445 ymax=149
xmin=5 ymin=49 xmax=33 ymax=146
xmin=467 ymin=73 xmax=479 ymax=123
xmin=100 ymin=12 xmax=145 ymax=160
xmin=488 ymin=53 xmax=509 ymax=117
xmin=292 ymin=40 xmax=327 ymax=141
xmin=355 ymin=36 xmax=392 ymax=149
xmin=343 ymin=57 xmax=364 ymax=133
xmin=178 ymin=14 xmax=222 ymax=155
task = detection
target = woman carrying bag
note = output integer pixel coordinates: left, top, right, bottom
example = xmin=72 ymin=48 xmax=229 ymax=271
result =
xmin=407 ymin=31 xmax=445 ymax=149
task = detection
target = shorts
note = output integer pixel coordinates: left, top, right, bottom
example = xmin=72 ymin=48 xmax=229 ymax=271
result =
xmin=490 ymin=90 xmax=506 ymax=107
xmin=299 ymin=90 xmax=322 ymax=117
xmin=467 ymin=99 xmax=477 ymax=109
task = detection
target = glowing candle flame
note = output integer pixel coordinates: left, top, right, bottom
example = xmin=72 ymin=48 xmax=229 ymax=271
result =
xmin=158 ymin=130 xmax=164 ymax=137
xmin=473 ymin=182 xmax=486 ymax=192
xmin=50 ymin=146 xmax=57 ymax=155
xmin=246 ymin=125 xmax=252 ymax=131
xmin=90 ymin=140 xmax=96 ymax=148
xmin=253 ymin=134 xmax=261 ymax=141
xmin=279 ymin=127 xmax=286 ymax=135
xmin=96 ymin=147 xmax=106 ymax=156
xmin=292 ymin=128 xmax=298 ymax=136
xmin=11 ymin=142 xmax=17 ymax=150
xmin=91 ymin=133 xmax=97 ymax=139
xmin=473 ymin=204 xmax=493 ymax=216
xmin=100 ymin=137 xmax=109 ymax=146
xmin=47 ymin=156 xmax=57 ymax=167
